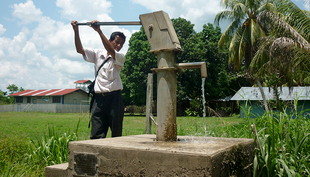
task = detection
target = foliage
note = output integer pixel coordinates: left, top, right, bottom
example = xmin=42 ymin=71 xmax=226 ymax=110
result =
xmin=121 ymin=27 xmax=157 ymax=106
xmin=250 ymin=1 xmax=310 ymax=89
xmin=24 ymin=125 xmax=78 ymax=176
xmin=0 ymin=112 xmax=242 ymax=176
xmin=122 ymin=18 xmax=245 ymax=115
xmin=214 ymin=0 xmax=270 ymax=71
xmin=6 ymin=84 xmax=19 ymax=95
xmin=1 ymin=84 xmax=24 ymax=105
xmin=252 ymin=110 xmax=310 ymax=176
xmin=216 ymin=0 xmax=310 ymax=112
xmin=1 ymin=111 xmax=310 ymax=176
xmin=0 ymin=90 xmax=12 ymax=105
xmin=0 ymin=135 xmax=28 ymax=176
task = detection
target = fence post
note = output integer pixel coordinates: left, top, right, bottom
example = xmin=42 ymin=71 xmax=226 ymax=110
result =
xmin=145 ymin=73 xmax=153 ymax=134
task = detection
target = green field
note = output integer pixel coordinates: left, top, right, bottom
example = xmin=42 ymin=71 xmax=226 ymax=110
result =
xmin=1 ymin=111 xmax=310 ymax=176
xmin=0 ymin=112 xmax=243 ymax=140
xmin=0 ymin=112 xmax=244 ymax=176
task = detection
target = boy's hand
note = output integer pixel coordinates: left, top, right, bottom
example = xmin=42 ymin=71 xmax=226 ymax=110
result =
xmin=71 ymin=20 xmax=79 ymax=31
xmin=90 ymin=20 xmax=101 ymax=32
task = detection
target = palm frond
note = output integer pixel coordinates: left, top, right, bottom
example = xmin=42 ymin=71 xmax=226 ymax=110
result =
xmin=250 ymin=36 xmax=274 ymax=73
xmin=277 ymin=0 xmax=310 ymax=41
xmin=218 ymin=20 xmax=240 ymax=49
xmin=229 ymin=27 xmax=243 ymax=70
xmin=258 ymin=10 xmax=310 ymax=48
xmin=214 ymin=10 xmax=234 ymax=26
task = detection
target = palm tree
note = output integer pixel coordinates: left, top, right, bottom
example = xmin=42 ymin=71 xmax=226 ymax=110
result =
xmin=249 ymin=0 xmax=310 ymax=110
xmin=250 ymin=0 xmax=310 ymax=87
xmin=214 ymin=0 xmax=273 ymax=72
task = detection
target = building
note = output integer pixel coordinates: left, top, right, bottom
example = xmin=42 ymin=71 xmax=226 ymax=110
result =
xmin=9 ymin=88 xmax=88 ymax=105
xmin=231 ymin=87 xmax=310 ymax=118
xmin=2 ymin=81 xmax=91 ymax=113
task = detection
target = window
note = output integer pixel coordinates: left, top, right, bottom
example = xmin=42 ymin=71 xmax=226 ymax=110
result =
xmin=16 ymin=97 xmax=23 ymax=103
xmin=27 ymin=97 xmax=31 ymax=103
xmin=52 ymin=96 xmax=61 ymax=103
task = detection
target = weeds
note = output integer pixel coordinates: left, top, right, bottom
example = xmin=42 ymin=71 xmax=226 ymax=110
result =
xmin=23 ymin=119 xmax=80 ymax=176
xmin=251 ymin=107 xmax=310 ymax=176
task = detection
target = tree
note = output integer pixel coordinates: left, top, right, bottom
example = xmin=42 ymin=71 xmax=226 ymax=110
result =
xmin=214 ymin=0 xmax=272 ymax=72
xmin=215 ymin=0 xmax=310 ymax=112
xmin=121 ymin=27 xmax=157 ymax=106
xmin=7 ymin=84 xmax=19 ymax=95
xmin=248 ymin=1 xmax=310 ymax=110
xmin=122 ymin=18 xmax=245 ymax=115
xmin=0 ymin=90 xmax=9 ymax=105
xmin=251 ymin=1 xmax=310 ymax=87
xmin=2 ymin=84 xmax=24 ymax=104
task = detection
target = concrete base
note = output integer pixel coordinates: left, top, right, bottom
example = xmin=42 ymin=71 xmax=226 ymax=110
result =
xmin=45 ymin=134 xmax=254 ymax=177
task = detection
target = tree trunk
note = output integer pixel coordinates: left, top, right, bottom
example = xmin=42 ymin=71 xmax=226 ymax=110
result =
xmin=257 ymin=78 xmax=269 ymax=113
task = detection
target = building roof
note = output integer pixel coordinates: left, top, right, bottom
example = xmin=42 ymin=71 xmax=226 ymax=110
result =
xmin=9 ymin=89 xmax=85 ymax=97
xmin=74 ymin=80 xmax=92 ymax=84
xmin=231 ymin=87 xmax=310 ymax=101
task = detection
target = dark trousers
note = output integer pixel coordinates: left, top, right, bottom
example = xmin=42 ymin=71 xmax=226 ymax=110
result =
xmin=90 ymin=90 xmax=124 ymax=139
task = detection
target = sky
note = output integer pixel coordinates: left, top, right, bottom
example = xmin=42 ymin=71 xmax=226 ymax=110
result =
xmin=0 ymin=0 xmax=308 ymax=92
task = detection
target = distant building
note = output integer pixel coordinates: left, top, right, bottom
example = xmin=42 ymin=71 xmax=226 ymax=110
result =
xmin=9 ymin=88 xmax=88 ymax=105
xmin=2 ymin=81 xmax=91 ymax=113
xmin=231 ymin=87 xmax=310 ymax=118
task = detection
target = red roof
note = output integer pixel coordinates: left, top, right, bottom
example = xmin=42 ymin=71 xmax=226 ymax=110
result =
xmin=74 ymin=80 xmax=92 ymax=84
xmin=9 ymin=89 xmax=84 ymax=96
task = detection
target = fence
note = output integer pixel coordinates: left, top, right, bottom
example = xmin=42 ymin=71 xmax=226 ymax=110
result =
xmin=0 ymin=103 xmax=90 ymax=113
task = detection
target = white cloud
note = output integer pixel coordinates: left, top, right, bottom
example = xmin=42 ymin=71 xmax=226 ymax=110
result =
xmin=0 ymin=24 xmax=6 ymax=36
xmin=12 ymin=0 xmax=43 ymax=24
xmin=22 ymin=41 xmax=36 ymax=55
xmin=7 ymin=31 xmax=28 ymax=58
xmin=0 ymin=0 xmax=137 ymax=91
xmin=55 ymin=0 xmax=77 ymax=16
xmin=53 ymin=57 xmax=92 ymax=74
xmin=132 ymin=0 xmax=226 ymax=31
xmin=131 ymin=0 xmax=179 ymax=17
xmin=0 ymin=61 xmax=11 ymax=78
xmin=56 ymin=0 xmax=112 ymax=20
xmin=0 ymin=37 xmax=10 ymax=57
xmin=305 ymin=1 xmax=310 ymax=10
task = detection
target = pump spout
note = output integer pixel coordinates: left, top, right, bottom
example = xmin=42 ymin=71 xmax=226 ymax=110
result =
xmin=175 ymin=62 xmax=207 ymax=78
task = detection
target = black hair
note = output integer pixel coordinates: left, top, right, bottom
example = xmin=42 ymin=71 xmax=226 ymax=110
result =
xmin=110 ymin=31 xmax=126 ymax=43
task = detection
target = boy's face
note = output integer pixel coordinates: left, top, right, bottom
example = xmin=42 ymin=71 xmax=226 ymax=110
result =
xmin=110 ymin=35 xmax=125 ymax=52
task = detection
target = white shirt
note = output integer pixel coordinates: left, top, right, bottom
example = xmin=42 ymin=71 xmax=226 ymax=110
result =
xmin=83 ymin=48 xmax=126 ymax=93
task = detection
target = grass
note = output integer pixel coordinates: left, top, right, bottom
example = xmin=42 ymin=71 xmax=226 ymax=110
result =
xmin=1 ymin=110 xmax=310 ymax=176
xmin=0 ymin=112 xmax=242 ymax=176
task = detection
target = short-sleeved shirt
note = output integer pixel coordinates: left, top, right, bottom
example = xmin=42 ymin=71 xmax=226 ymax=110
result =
xmin=83 ymin=48 xmax=126 ymax=93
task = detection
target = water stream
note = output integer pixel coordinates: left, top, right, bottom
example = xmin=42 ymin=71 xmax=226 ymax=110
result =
xmin=201 ymin=78 xmax=207 ymax=135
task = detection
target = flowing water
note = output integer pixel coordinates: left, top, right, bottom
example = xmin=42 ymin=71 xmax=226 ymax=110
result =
xmin=201 ymin=78 xmax=207 ymax=135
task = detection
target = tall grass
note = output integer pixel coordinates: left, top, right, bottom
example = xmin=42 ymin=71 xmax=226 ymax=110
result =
xmin=23 ymin=119 xmax=80 ymax=176
xmin=250 ymin=107 xmax=310 ymax=176
xmin=0 ymin=119 xmax=80 ymax=176
xmin=24 ymin=130 xmax=77 ymax=176
xmin=181 ymin=101 xmax=310 ymax=176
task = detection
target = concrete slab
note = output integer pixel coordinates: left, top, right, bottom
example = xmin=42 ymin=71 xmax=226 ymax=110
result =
xmin=55 ymin=134 xmax=254 ymax=177
xmin=45 ymin=163 xmax=69 ymax=177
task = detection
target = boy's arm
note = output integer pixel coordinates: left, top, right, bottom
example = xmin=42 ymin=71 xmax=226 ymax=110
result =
xmin=71 ymin=20 xmax=85 ymax=55
xmin=90 ymin=20 xmax=116 ymax=59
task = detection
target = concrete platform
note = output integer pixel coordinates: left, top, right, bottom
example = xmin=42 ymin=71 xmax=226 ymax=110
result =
xmin=45 ymin=134 xmax=254 ymax=177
